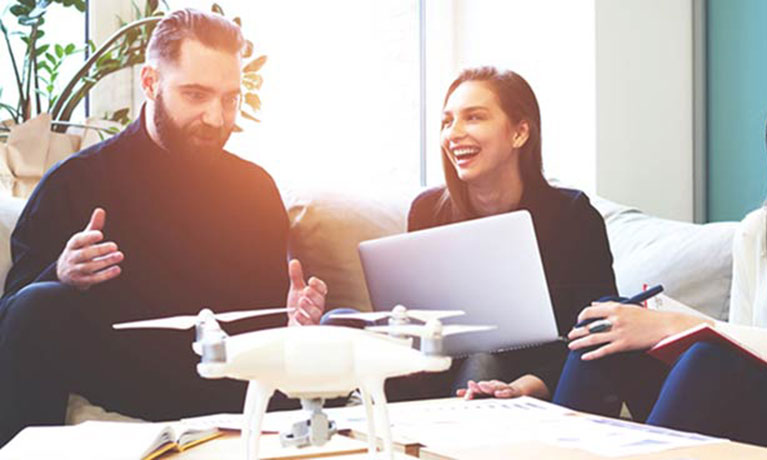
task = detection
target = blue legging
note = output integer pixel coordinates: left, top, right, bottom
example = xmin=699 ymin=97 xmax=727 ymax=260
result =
xmin=553 ymin=341 xmax=767 ymax=445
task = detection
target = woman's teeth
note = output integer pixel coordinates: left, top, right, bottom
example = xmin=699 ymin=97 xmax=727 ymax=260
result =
xmin=453 ymin=147 xmax=479 ymax=158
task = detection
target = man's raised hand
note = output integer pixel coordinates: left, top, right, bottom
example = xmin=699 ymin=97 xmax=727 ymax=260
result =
xmin=56 ymin=208 xmax=124 ymax=290
xmin=286 ymin=259 xmax=327 ymax=326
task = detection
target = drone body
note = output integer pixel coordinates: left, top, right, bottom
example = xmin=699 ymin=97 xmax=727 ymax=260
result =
xmin=198 ymin=325 xmax=451 ymax=459
xmin=114 ymin=306 xmax=491 ymax=460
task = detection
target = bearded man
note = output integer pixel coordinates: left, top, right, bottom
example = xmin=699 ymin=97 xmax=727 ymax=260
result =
xmin=0 ymin=9 xmax=326 ymax=446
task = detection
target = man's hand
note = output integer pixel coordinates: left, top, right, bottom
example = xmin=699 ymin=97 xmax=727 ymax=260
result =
xmin=286 ymin=259 xmax=327 ymax=326
xmin=56 ymin=208 xmax=123 ymax=290
xmin=457 ymin=374 xmax=551 ymax=400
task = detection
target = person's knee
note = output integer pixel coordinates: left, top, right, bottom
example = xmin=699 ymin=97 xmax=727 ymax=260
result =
xmin=319 ymin=308 xmax=371 ymax=328
xmin=0 ymin=282 xmax=82 ymax=344
xmin=681 ymin=341 xmax=735 ymax=367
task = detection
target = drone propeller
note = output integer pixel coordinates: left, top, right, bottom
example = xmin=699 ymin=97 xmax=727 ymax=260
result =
xmin=113 ymin=307 xmax=291 ymax=330
xmin=366 ymin=323 xmax=495 ymax=338
xmin=329 ymin=308 xmax=465 ymax=324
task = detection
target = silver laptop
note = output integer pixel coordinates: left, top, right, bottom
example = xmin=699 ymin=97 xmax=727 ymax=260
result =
xmin=358 ymin=210 xmax=559 ymax=357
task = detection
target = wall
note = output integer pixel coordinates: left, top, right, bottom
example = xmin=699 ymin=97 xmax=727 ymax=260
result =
xmin=436 ymin=0 xmax=598 ymax=193
xmin=707 ymin=0 xmax=767 ymax=222
xmin=595 ymin=0 xmax=695 ymax=222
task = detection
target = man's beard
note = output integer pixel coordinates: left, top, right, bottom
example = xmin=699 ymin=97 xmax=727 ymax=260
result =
xmin=153 ymin=92 xmax=232 ymax=155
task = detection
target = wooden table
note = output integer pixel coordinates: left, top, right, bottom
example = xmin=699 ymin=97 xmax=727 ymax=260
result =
xmin=419 ymin=441 xmax=767 ymax=460
xmin=166 ymin=395 xmax=767 ymax=460
xmin=168 ymin=431 xmax=767 ymax=460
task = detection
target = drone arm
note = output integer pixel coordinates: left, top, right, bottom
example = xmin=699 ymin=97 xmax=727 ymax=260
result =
xmin=243 ymin=380 xmax=274 ymax=460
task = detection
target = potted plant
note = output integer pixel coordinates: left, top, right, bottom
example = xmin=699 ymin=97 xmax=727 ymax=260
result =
xmin=0 ymin=1 xmax=266 ymax=197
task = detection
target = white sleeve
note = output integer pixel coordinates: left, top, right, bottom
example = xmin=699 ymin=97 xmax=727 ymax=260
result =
xmin=729 ymin=209 xmax=765 ymax=326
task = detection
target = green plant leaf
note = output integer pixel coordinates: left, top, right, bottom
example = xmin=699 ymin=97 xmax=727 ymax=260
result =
xmin=240 ymin=109 xmax=260 ymax=123
xmin=54 ymin=43 xmax=63 ymax=58
xmin=243 ymin=74 xmax=263 ymax=90
xmin=34 ymin=43 xmax=49 ymax=56
xmin=97 ymin=59 xmax=120 ymax=72
xmin=64 ymin=43 xmax=75 ymax=54
xmin=131 ymin=1 xmax=141 ymax=21
xmin=95 ymin=51 xmax=113 ymax=67
xmin=243 ymin=55 xmax=267 ymax=73
xmin=244 ymin=92 xmax=261 ymax=112
xmin=0 ymin=102 xmax=18 ymax=121
xmin=26 ymin=1 xmax=51 ymax=20
xmin=19 ymin=0 xmax=36 ymax=8
xmin=211 ymin=3 xmax=224 ymax=15
xmin=110 ymin=107 xmax=130 ymax=122
xmin=10 ymin=5 xmax=31 ymax=17
xmin=45 ymin=52 xmax=55 ymax=64
xmin=243 ymin=40 xmax=253 ymax=58
xmin=146 ymin=0 xmax=159 ymax=15
xmin=125 ymin=26 xmax=139 ymax=44
xmin=19 ymin=16 xmax=41 ymax=26
xmin=37 ymin=60 xmax=51 ymax=73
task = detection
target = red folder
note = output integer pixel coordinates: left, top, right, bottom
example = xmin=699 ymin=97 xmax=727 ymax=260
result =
xmin=648 ymin=323 xmax=767 ymax=370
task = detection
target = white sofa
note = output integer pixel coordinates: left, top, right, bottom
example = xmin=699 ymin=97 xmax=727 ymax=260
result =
xmin=0 ymin=186 xmax=737 ymax=422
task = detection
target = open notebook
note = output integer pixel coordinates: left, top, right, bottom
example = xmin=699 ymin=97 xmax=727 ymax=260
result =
xmin=648 ymin=294 xmax=767 ymax=369
xmin=0 ymin=420 xmax=221 ymax=460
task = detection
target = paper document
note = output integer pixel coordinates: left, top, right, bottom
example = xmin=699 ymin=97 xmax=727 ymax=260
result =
xmin=178 ymin=396 xmax=726 ymax=458
xmin=343 ymin=397 xmax=725 ymax=458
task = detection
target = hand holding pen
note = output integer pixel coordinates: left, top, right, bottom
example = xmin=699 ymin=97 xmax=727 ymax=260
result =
xmin=565 ymin=285 xmax=703 ymax=361
xmin=573 ymin=285 xmax=665 ymax=334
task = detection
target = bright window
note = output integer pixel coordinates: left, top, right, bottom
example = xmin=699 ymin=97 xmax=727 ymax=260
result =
xmin=0 ymin=2 xmax=87 ymax=124
xmin=12 ymin=0 xmax=598 ymax=194
xmin=165 ymin=0 xmax=421 ymax=191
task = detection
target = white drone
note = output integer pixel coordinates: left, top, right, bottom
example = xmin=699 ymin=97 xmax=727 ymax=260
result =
xmin=113 ymin=305 xmax=493 ymax=460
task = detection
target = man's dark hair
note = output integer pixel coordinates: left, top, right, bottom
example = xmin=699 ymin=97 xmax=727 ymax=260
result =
xmin=146 ymin=8 xmax=245 ymax=65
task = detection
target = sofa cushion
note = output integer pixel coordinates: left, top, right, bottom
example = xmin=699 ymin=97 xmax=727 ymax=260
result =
xmin=591 ymin=195 xmax=736 ymax=320
xmin=0 ymin=195 xmax=26 ymax=296
xmin=283 ymin=187 xmax=414 ymax=311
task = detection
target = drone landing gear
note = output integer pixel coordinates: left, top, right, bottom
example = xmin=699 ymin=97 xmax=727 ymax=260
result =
xmin=243 ymin=380 xmax=274 ymax=460
xmin=280 ymin=398 xmax=338 ymax=448
xmin=360 ymin=381 xmax=395 ymax=460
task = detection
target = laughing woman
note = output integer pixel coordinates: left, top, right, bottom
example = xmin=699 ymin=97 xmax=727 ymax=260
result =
xmin=389 ymin=67 xmax=618 ymax=401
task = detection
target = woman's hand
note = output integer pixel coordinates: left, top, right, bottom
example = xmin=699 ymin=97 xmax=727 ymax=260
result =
xmin=456 ymin=374 xmax=550 ymax=400
xmin=567 ymin=302 xmax=711 ymax=360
